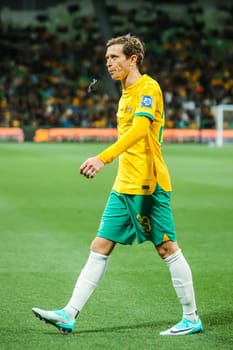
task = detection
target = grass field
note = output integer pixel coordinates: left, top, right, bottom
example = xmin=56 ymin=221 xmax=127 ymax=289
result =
xmin=0 ymin=142 xmax=232 ymax=350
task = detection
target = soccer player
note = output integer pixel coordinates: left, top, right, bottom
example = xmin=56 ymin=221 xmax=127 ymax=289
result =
xmin=32 ymin=34 xmax=203 ymax=336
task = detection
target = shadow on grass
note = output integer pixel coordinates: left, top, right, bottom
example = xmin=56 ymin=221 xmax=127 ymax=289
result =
xmin=26 ymin=309 xmax=233 ymax=337
xmin=40 ymin=309 xmax=233 ymax=337
xmin=29 ymin=320 xmax=166 ymax=336
xmin=77 ymin=320 xmax=164 ymax=335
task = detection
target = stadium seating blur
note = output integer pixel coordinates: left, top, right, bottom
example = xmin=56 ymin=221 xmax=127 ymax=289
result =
xmin=0 ymin=0 xmax=232 ymax=130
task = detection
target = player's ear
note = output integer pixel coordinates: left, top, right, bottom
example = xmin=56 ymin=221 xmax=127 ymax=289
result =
xmin=131 ymin=54 xmax=137 ymax=64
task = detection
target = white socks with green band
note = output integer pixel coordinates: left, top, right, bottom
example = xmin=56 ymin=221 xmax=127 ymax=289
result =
xmin=64 ymin=251 xmax=109 ymax=319
xmin=164 ymin=249 xmax=198 ymax=322
xmin=65 ymin=248 xmax=197 ymax=322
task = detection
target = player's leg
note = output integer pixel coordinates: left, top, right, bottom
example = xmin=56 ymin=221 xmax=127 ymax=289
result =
xmin=32 ymin=237 xmax=115 ymax=334
xmin=156 ymin=240 xmax=203 ymax=335
xmin=63 ymin=237 xmax=115 ymax=318
xmin=148 ymin=185 xmax=203 ymax=335
xmin=32 ymin=190 xmax=134 ymax=334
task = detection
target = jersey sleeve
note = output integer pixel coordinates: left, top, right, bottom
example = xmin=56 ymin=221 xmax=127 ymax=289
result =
xmin=134 ymin=82 xmax=163 ymax=121
xmin=97 ymin=117 xmax=151 ymax=164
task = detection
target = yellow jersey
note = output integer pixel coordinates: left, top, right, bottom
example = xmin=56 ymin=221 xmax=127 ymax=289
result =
xmin=98 ymin=74 xmax=172 ymax=195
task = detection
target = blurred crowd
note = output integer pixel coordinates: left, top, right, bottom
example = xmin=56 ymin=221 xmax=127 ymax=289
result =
xmin=0 ymin=1 xmax=232 ymax=129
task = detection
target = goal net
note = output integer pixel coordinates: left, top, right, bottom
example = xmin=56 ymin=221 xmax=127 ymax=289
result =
xmin=212 ymin=104 xmax=233 ymax=147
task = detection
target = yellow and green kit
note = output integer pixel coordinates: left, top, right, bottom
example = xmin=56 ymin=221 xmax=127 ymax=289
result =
xmin=97 ymin=74 xmax=176 ymax=246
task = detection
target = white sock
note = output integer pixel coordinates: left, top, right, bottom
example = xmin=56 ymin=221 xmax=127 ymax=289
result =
xmin=64 ymin=250 xmax=109 ymax=319
xmin=164 ymin=249 xmax=198 ymax=322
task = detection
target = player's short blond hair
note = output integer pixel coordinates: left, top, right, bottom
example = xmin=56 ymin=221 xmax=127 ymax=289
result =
xmin=106 ymin=34 xmax=145 ymax=68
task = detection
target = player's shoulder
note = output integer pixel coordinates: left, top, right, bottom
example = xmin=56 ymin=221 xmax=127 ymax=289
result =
xmin=140 ymin=74 xmax=161 ymax=92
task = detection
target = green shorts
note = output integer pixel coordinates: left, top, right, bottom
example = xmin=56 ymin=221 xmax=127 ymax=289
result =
xmin=97 ymin=184 xmax=176 ymax=246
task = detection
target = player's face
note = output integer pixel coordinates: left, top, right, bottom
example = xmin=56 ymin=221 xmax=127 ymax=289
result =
xmin=105 ymin=44 xmax=131 ymax=81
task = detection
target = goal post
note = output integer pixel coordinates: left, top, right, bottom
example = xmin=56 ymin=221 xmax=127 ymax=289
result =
xmin=212 ymin=104 xmax=233 ymax=147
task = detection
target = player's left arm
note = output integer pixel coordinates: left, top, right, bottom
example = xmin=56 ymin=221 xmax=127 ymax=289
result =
xmin=80 ymin=116 xmax=150 ymax=178
xmin=96 ymin=83 xmax=160 ymax=165
xmin=97 ymin=116 xmax=151 ymax=163
xmin=80 ymin=156 xmax=105 ymax=178
xmin=80 ymin=83 xmax=160 ymax=178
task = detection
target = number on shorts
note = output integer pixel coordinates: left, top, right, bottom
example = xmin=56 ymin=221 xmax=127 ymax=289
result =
xmin=136 ymin=214 xmax=151 ymax=234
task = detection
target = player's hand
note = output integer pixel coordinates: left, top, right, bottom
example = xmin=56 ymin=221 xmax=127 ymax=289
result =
xmin=80 ymin=156 xmax=105 ymax=179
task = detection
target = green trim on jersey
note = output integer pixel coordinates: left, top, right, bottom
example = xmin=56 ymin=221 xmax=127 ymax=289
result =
xmin=134 ymin=112 xmax=154 ymax=120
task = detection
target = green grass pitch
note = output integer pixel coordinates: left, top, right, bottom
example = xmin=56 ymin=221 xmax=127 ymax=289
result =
xmin=0 ymin=142 xmax=232 ymax=350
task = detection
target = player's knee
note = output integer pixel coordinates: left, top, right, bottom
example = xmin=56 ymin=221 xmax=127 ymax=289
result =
xmin=156 ymin=245 xmax=169 ymax=259
xmin=90 ymin=236 xmax=115 ymax=256
xmin=155 ymin=241 xmax=179 ymax=259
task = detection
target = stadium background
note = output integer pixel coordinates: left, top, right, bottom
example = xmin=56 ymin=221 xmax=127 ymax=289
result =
xmin=0 ymin=0 xmax=232 ymax=142
xmin=0 ymin=2 xmax=233 ymax=350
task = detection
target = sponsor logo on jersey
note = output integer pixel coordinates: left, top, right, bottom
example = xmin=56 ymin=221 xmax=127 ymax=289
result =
xmin=141 ymin=95 xmax=153 ymax=108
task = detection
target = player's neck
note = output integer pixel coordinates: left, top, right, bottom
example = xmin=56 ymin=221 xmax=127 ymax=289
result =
xmin=121 ymin=70 xmax=142 ymax=89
